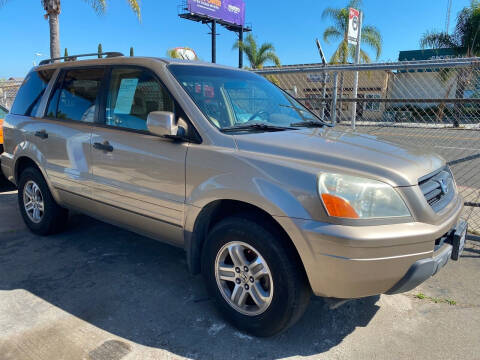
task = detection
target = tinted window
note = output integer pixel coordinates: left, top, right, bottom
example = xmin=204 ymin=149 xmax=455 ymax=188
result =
xmin=47 ymin=68 xmax=104 ymax=122
xmin=105 ymin=68 xmax=174 ymax=131
xmin=10 ymin=70 xmax=54 ymax=116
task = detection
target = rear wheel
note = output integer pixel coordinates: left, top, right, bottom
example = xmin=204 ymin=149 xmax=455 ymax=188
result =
xmin=18 ymin=167 xmax=68 ymax=235
xmin=202 ymin=216 xmax=311 ymax=337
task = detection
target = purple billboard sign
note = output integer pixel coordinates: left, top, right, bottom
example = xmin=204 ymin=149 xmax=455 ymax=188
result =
xmin=187 ymin=0 xmax=245 ymax=27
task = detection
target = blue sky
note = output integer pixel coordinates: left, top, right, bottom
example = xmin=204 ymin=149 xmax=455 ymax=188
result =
xmin=0 ymin=0 xmax=471 ymax=78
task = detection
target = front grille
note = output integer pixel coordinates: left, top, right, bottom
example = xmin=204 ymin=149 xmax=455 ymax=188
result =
xmin=419 ymin=167 xmax=455 ymax=212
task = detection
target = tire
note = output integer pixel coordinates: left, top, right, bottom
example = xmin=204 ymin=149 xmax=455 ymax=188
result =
xmin=17 ymin=167 xmax=68 ymax=235
xmin=202 ymin=216 xmax=311 ymax=337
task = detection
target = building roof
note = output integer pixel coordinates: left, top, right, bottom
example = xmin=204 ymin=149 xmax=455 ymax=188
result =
xmin=398 ymin=48 xmax=465 ymax=62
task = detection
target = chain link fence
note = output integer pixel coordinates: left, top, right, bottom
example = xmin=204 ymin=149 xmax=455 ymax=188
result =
xmin=0 ymin=80 xmax=22 ymax=110
xmin=256 ymin=58 xmax=480 ymax=234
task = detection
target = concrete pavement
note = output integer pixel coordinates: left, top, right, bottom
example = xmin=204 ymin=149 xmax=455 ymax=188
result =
xmin=0 ymin=188 xmax=479 ymax=360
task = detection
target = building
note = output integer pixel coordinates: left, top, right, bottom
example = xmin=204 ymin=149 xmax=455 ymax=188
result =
xmin=262 ymin=63 xmax=392 ymax=121
xmin=0 ymin=78 xmax=23 ymax=109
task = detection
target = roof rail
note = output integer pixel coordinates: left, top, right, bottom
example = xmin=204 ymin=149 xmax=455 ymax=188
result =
xmin=39 ymin=52 xmax=124 ymax=66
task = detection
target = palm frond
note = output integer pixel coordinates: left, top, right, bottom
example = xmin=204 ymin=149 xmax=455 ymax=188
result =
xmin=257 ymin=43 xmax=275 ymax=60
xmin=359 ymin=49 xmax=371 ymax=63
xmin=82 ymin=0 xmax=107 ymax=15
xmin=321 ymin=7 xmax=348 ymax=32
xmin=125 ymin=0 xmax=141 ymax=21
xmin=420 ymin=31 xmax=457 ymax=49
xmin=323 ymin=26 xmax=342 ymax=44
xmin=264 ymin=52 xmax=281 ymax=67
xmin=362 ymin=25 xmax=382 ymax=59
xmin=329 ymin=40 xmax=348 ymax=64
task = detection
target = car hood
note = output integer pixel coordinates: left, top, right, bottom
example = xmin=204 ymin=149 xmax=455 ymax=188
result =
xmin=233 ymin=128 xmax=444 ymax=187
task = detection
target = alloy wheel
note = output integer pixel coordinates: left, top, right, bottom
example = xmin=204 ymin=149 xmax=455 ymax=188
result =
xmin=215 ymin=241 xmax=274 ymax=316
xmin=23 ymin=180 xmax=45 ymax=224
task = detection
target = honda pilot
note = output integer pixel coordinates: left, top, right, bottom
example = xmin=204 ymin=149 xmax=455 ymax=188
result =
xmin=1 ymin=53 xmax=467 ymax=336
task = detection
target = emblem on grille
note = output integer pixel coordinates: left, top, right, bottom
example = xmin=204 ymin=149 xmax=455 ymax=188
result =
xmin=437 ymin=177 xmax=449 ymax=194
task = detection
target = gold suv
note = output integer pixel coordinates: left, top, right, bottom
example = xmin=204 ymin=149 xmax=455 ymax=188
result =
xmin=1 ymin=53 xmax=467 ymax=336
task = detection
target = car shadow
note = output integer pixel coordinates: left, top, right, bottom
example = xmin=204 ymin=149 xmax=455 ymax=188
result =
xmin=0 ymin=172 xmax=15 ymax=193
xmin=0 ymin=211 xmax=380 ymax=359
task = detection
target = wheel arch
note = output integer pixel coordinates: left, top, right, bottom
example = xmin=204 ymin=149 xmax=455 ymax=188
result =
xmin=185 ymin=199 xmax=308 ymax=281
xmin=15 ymin=156 xmax=41 ymax=184
xmin=14 ymin=156 xmax=62 ymax=204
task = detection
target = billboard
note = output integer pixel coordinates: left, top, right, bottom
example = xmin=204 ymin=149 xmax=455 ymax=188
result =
xmin=187 ymin=0 xmax=245 ymax=27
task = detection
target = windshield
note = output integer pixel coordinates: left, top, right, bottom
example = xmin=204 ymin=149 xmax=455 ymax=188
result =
xmin=168 ymin=65 xmax=321 ymax=130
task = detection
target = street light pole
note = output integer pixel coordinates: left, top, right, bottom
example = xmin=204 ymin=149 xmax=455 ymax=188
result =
xmin=351 ymin=11 xmax=363 ymax=131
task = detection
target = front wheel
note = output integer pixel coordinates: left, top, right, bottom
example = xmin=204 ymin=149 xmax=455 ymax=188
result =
xmin=202 ymin=216 xmax=311 ymax=337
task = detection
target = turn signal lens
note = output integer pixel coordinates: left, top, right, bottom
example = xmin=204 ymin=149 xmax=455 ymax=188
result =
xmin=321 ymin=193 xmax=359 ymax=218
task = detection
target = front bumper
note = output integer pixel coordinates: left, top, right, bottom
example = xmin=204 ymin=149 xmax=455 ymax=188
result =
xmin=275 ymin=194 xmax=464 ymax=298
xmin=387 ymin=219 xmax=467 ymax=294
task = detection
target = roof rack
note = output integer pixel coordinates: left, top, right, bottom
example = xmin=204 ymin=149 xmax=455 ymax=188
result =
xmin=39 ymin=52 xmax=124 ymax=66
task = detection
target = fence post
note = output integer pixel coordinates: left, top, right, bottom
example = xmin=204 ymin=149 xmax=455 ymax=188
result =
xmin=331 ymin=72 xmax=338 ymax=125
xmin=320 ymin=70 xmax=328 ymax=121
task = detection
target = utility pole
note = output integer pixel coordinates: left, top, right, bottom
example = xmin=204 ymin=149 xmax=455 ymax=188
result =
xmin=238 ymin=26 xmax=244 ymax=68
xmin=351 ymin=11 xmax=363 ymax=131
xmin=211 ymin=19 xmax=217 ymax=63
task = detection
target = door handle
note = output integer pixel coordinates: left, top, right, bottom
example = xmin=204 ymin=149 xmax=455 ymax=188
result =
xmin=93 ymin=141 xmax=114 ymax=152
xmin=34 ymin=130 xmax=48 ymax=139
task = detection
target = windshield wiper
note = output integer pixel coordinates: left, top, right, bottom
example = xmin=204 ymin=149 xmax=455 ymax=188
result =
xmin=221 ymin=123 xmax=296 ymax=133
xmin=290 ymin=120 xmax=333 ymax=128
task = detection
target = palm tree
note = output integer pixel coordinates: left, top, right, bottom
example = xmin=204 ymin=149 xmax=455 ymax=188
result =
xmin=1 ymin=1 xmax=141 ymax=59
xmin=233 ymin=34 xmax=281 ymax=69
xmin=420 ymin=0 xmax=480 ymax=56
xmin=322 ymin=0 xmax=382 ymax=64
xmin=420 ymin=0 xmax=480 ymax=126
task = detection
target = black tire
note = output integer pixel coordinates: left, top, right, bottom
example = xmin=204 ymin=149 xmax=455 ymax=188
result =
xmin=202 ymin=216 xmax=311 ymax=337
xmin=17 ymin=167 xmax=68 ymax=235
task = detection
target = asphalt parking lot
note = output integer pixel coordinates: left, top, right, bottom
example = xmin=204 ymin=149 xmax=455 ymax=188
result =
xmin=0 ymin=180 xmax=479 ymax=360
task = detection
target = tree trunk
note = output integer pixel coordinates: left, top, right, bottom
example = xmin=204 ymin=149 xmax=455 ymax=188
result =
xmin=49 ymin=13 xmax=60 ymax=59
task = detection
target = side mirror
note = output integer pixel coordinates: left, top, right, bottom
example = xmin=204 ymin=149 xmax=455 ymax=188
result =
xmin=147 ymin=111 xmax=178 ymax=137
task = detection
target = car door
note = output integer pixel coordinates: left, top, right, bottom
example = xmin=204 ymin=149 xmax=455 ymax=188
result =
xmin=41 ymin=67 xmax=105 ymax=203
xmin=90 ymin=66 xmax=188 ymax=244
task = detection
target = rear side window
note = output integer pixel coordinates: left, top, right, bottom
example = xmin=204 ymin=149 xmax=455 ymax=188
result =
xmin=47 ymin=68 xmax=104 ymax=122
xmin=105 ymin=67 xmax=174 ymax=131
xmin=10 ymin=70 xmax=54 ymax=116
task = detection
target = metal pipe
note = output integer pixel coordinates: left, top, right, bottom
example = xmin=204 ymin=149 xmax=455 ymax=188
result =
xmin=254 ymin=58 xmax=480 ymax=75
xmin=331 ymin=72 xmax=338 ymax=125
xmin=320 ymin=71 xmax=327 ymax=121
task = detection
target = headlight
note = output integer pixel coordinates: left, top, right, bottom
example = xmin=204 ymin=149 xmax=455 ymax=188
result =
xmin=318 ymin=173 xmax=410 ymax=219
